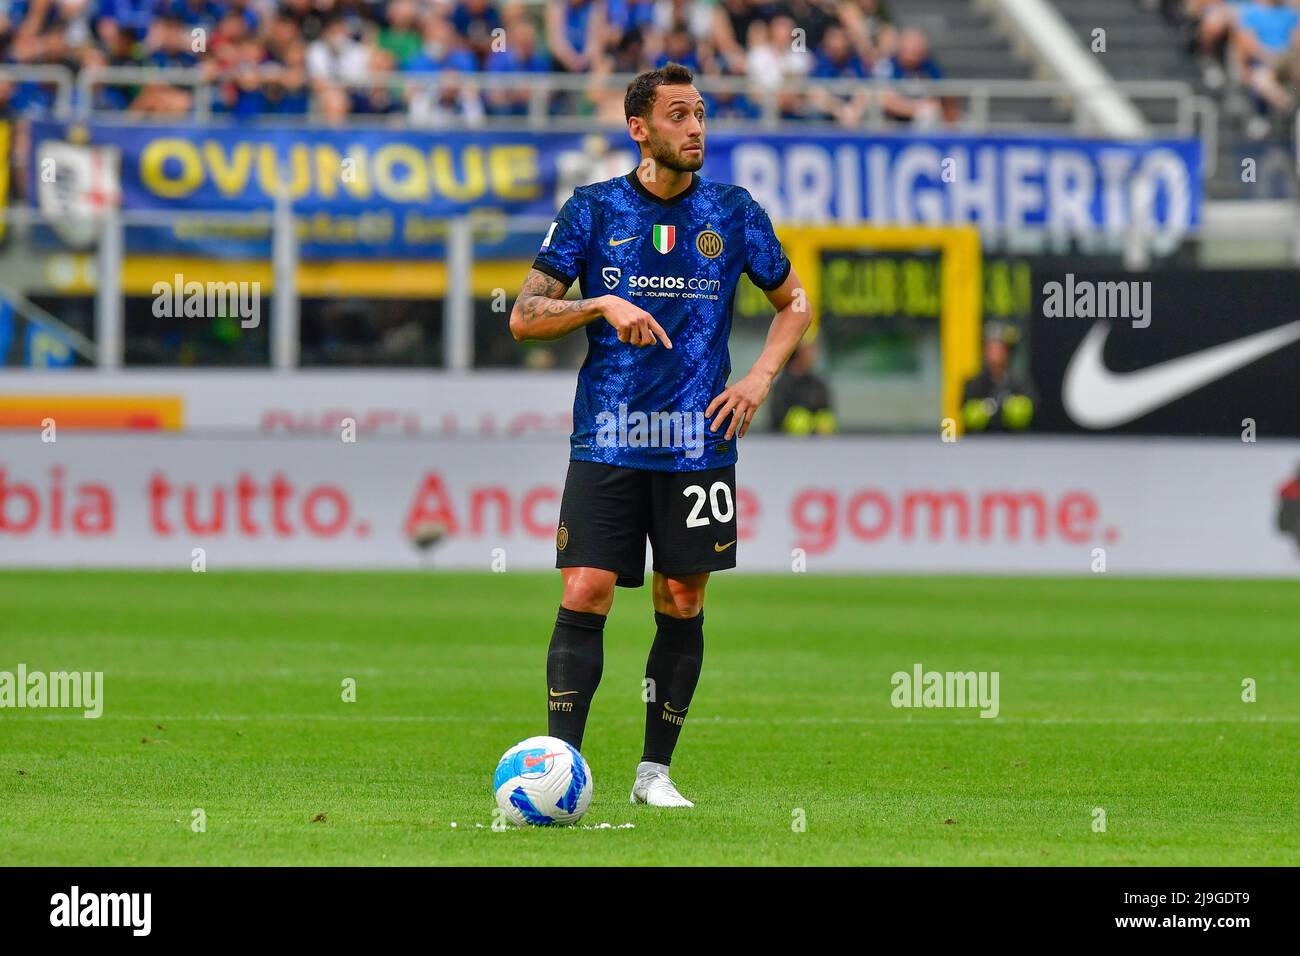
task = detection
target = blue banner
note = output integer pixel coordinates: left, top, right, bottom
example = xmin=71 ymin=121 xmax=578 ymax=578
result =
xmin=704 ymin=130 xmax=1201 ymax=236
xmin=27 ymin=123 xmax=1201 ymax=260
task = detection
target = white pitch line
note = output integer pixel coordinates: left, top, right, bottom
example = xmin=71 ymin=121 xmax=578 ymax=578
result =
xmin=10 ymin=713 xmax=1296 ymax=726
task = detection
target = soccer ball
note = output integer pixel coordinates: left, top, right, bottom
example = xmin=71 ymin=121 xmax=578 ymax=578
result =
xmin=493 ymin=735 xmax=593 ymax=826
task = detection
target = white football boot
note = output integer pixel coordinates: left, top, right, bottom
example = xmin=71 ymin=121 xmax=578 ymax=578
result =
xmin=629 ymin=761 xmax=694 ymax=808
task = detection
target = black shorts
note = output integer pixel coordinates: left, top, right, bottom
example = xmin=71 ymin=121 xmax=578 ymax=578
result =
xmin=555 ymin=460 xmax=738 ymax=588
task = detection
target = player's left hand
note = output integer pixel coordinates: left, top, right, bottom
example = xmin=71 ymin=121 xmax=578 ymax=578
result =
xmin=706 ymin=372 xmax=771 ymax=441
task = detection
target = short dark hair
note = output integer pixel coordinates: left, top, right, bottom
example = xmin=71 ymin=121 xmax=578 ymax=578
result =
xmin=624 ymin=63 xmax=695 ymax=121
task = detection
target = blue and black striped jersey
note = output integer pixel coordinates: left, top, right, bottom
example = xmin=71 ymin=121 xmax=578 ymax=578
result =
xmin=532 ymin=171 xmax=790 ymax=472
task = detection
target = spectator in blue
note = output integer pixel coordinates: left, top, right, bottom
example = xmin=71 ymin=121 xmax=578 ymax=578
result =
xmin=94 ymin=0 xmax=157 ymax=41
xmin=224 ymin=0 xmax=261 ymax=35
xmin=225 ymin=31 xmax=310 ymax=117
xmin=1236 ymin=0 xmax=1300 ymax=66
xmin=404 ymin=14 xmax=478 ymax=74
xmin=7 ymin=0 xmax=56 ymax=36
xmin=266 ymin=37 xmax=309 ymax=114
xmin=75 ymin=45 xmax=131 ymax=112
xmin=545 ymin=0 xmax=605 ymax=74
xmin=875 ymin=26 xmax=940 ymax=82
xmin=653 ymin=27 xmax=700 ymax=72
xmin=809 ymin=23 xmax=869 ymax=124
xmin=484 ymin=16 xmax=549 ymax=116
xmin=352 ymin=47 xmax=404 ymax=115
xmin=1235 ymin=0 xmax=1300 ymax=137
xmin=800 ymin=24 xmax=863 ymax=123
xmin=705 ymin=63 xmax=761 ymax=121
xmin=814 ymin=24 xmax=868 ymax=79
xmin=3 ymin=31 xmax=59 ymax=116
xmin=146 ymin=16 xmax=201 ymax=68
xmin=876 ymin=27 xmax=955 ymax=124
xmin=606 ymin=0 xmax=655 ymax=43
xmin=404 ymin=15 xmax=481 ymax=124
xmin=156 ymin=0 xmax=229 ymax=31
xmin=452 ymin=0 xmax=501 ymax=66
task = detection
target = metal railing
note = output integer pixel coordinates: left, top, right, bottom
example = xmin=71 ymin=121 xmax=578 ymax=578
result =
xmin=0 ymin=64 xmax=76 ymax=119
xmin=61 ymin=66 xmax=1211 ymax=138
xmin=1 ymin=63 xmax=1219 ymax=173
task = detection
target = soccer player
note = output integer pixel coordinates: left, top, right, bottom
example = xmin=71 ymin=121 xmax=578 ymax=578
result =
xmin=509 ymin=63 xmax=810 ymax=807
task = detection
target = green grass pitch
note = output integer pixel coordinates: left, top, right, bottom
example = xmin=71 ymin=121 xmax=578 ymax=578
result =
xmin=0 ymin=571 xmax=1296 ymax=866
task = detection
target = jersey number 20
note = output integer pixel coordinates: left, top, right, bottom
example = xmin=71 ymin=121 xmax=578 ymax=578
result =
xmin=683 ymin=482 xmax=735 ymax=528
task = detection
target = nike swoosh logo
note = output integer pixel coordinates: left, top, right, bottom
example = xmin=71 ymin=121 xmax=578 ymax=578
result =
xmin=663 ymin=702 xmax=688 ymax=714
xmin=608 ymin=236 xmax=639 ymax=246
xmin=549 ymin=688 xmax=579 ymax=698
xmin=523 ymin=751 xmax=564 ymax=769
xmin=714 ymin=540 xmax=736 ymax=552
xmin=1063 ymin=320 xmax=1300 ymax=429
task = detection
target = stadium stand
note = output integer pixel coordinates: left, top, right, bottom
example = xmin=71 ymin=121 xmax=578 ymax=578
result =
xmin=0 ymin=0 xmax=962 ymax=124
xmin=0 ymin=0 xmax=1293 ymax=374
xmin=1053 ymin=0 xmax=1300 ymax=197
xmin=892 ymin=0 xmax=1069 ymax=128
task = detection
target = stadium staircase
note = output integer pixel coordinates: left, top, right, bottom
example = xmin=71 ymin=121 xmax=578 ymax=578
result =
xmin=891 ymin=0 xmax=1072 ymax=127
xmin=1049 ymin=0 xmax=1292 ymax=199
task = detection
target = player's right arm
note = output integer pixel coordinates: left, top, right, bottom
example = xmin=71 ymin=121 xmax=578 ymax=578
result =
xmin=509 ymin=269 xmax=606 ymax=341
xmin=506 ymin=273 xmax=676 ymax=348
xmin=512 ymin=189 xmax=671 ymax=348
xmin=509 ymin=273 xmax=672 ymax=348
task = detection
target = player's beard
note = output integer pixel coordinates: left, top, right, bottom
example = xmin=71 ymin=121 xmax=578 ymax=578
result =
xmin=647 ymin=133 xmax=704 ymax=173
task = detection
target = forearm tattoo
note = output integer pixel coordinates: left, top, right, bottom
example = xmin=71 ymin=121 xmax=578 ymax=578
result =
xmin=514 ymin=269 xmax=600 ymax=326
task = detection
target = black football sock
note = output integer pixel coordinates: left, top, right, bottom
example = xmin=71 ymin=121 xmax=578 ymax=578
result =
xmin=546 ymin=606 xmax=606 ymax=749
xmin=641 ymin=610 xmax=704 ymax=766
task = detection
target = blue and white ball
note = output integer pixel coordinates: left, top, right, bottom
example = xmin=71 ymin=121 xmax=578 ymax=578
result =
xmin=493 ymin=735 xmax=593 ymax=826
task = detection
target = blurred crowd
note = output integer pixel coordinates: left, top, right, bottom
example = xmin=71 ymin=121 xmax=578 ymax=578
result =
xmin=1174 ymin=0 xmax=1300 ymax=138
xmin=0 ymin=0 xmax=952 ymax=124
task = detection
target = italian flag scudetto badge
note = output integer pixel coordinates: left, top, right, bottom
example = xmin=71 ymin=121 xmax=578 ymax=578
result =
xmin=652 ymin=224 xmax=676 ymax=254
